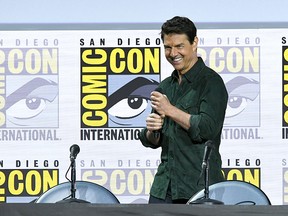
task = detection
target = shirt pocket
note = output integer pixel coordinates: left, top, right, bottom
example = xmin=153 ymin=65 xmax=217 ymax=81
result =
xmin=177 ymin=89 xmax=200 ymax=114
xmin=178 ymin=102 xmax=198 ymax=114
xmin=174 ymin=98 xmax=200 ymax=139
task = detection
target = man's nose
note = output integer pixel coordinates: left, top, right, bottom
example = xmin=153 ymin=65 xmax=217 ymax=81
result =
xmin=169 ymin=47 xmax=177 ymax=57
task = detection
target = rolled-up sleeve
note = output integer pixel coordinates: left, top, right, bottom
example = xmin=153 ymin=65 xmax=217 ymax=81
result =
xmin=139 ymin=128 xmax=161 ymax=149
xmin=187 ymin=75 xmax=228 ymax=142
xmin=187 ymin=115 xmax=202 ymax=142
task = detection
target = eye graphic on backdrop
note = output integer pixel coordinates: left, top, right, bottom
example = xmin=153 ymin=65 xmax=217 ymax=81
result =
xmin=108 ymin=77 xmax=159 ymax=127
xmin=224 ymin=76 xmax=259 ymax=126
xmin=6 ymin=77 xmax=58 ymax=127
xmin=109 ymin=96 xmax=148 ymax=119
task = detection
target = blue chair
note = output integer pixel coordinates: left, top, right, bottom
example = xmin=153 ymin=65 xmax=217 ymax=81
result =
xmin=187 ymin=180 xmax=271 ymax=205
xmin=35 ymin=181 xmax=120 ymax=204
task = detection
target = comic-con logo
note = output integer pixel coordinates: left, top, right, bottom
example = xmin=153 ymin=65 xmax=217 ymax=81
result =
xmin=79 ymin=167 xmax=260 ymax=202
xmin=80 ymin=46 xmax=161 ymax=140
xmin=0 ymin=47 xmax=59 ymax=141
xmin=282 ymin=42 xmax=288 ymax=139
xmin=198 ymin=39 xmax=261 ymax=140
xmin=281 ymin=154 xmax=288 ymax=204
xmin=0 ymin=168 xmax=59 ymax=203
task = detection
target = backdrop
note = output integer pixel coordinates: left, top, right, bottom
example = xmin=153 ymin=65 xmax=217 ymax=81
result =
xmin=0 ymin=27 xmax=287 ymax=205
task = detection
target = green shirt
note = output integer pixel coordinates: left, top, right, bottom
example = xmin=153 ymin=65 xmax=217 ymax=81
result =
xmin=139 ymin=57 xmax=228 ymax=200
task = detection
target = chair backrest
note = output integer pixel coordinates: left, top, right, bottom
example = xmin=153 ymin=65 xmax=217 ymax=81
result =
xmin=35 ymin=181 xmax=120 ymax=204
xmin=188 ymin=180 xmax=271 ymax=205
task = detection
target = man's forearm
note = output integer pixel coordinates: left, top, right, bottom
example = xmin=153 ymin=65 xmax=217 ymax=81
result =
xmin=166 ymin=105 xmax=191 ymax=131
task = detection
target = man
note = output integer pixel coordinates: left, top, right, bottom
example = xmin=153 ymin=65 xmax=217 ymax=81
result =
xmin=139 ymin=16 xmax=228 ymax=204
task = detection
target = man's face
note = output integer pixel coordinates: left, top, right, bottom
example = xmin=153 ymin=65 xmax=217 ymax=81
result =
xmin=163 ymin=33 xmax=198 ymax=74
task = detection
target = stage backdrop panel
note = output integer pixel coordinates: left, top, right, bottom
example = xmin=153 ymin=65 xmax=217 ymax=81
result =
xmin=0 ymin=27 xmax=287 ymax=205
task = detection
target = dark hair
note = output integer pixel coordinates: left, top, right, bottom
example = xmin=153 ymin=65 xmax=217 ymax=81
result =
xmin=160 ymin=16 xmax=197 ymax=44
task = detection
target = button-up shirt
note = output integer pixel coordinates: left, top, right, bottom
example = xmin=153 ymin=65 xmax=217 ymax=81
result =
xmin=139 ymin=57 xmax=228 ymax=200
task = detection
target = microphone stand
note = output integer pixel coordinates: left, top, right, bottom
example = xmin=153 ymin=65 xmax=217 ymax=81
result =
xmin=70 ymin=158 xmax=77 ymax=199
xmin=188 ymin=163 xmax=223 ymax=205
xmin=57 ymin=158 xmax=89 ymax=203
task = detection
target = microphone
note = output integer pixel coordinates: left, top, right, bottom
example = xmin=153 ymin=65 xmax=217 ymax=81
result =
xmin=187 ymin=140 xmax=224 ymax=205
xmin=152 ymin=87 xmax=163 ymax=139
xmin=70 ymin=144 xmax=80 ymax=160
xmin=201 ymin=140 xmax=214 ymax=169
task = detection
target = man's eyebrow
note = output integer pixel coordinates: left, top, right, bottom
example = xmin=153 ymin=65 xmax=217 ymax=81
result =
xmin=164 ymin=43 xmax=184 ymax=48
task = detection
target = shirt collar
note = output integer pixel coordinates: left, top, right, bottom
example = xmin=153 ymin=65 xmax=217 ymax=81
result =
xmin=171 ymin=57 xmax=205 ymax=83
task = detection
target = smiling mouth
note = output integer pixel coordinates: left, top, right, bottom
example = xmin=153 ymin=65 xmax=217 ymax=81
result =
xmin=171 ymin=56 xmax=182 ymax=63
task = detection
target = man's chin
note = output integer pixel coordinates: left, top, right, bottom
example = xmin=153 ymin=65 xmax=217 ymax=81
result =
xmin=173 ymin=65 xmax=183 ymax=71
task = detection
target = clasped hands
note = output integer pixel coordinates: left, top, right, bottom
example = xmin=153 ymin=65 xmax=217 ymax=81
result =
xmin=146 ymin=90 xmax=170 ymax=132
